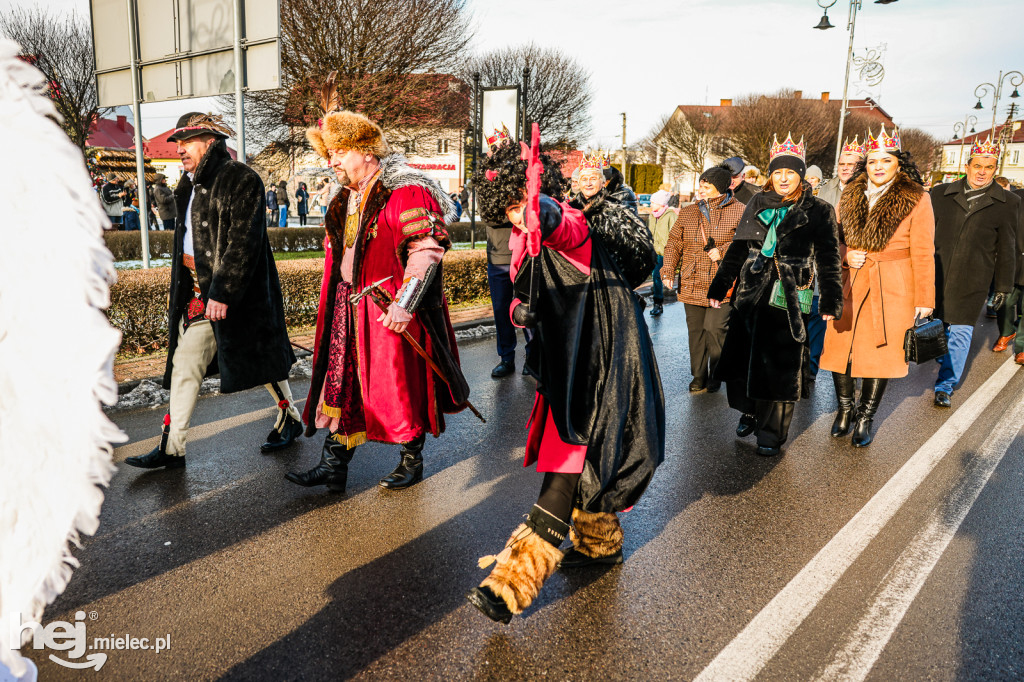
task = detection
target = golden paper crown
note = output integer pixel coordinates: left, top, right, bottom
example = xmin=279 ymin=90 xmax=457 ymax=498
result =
xmin=769 ymin=133 xmax=805 ymax=162
xmin=486 ymin=123 xmax=511 ymax=147
xmin=865 ymin=126 xmax=901 ymax=154
xmin=841 ymin=135 xmax=866 ymax=157
xmin=580 ymin=152 xmax=610 ymax=172
xmin=970 ymin=134 xmax=1000 ymax=158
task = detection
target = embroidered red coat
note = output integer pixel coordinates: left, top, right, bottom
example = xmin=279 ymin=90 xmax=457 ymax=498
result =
xmin=303 ymin=158 xmax=469 ymax=444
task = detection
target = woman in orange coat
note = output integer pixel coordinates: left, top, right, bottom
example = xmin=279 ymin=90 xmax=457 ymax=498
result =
xmin=819 ymin=128 xmax=935 ymax=447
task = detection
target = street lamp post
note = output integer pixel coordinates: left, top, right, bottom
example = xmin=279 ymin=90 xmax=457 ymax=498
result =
xmin=973 ymin=70 xmax=1022 ymax=139
xmin=813 ymin=0 xmax=898 ymax=176
xmin=952 ymin=115 xmax=978 ymax=172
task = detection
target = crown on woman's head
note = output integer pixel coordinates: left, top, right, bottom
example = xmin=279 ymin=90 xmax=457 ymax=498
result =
xmin=486 ymin=123 xmax=511 ymax=147
xmin=970 ymin=134 xmax=1000 ymax=159
xmin=769 ymin=133 xmax=806 ymax=162
xmin=841 ymin=135 xmax=866 ymax=157
xmin=865 ymin=126 xmax=901 ymax=154
xmin=580 ymin=152 xmax=610 ymax=171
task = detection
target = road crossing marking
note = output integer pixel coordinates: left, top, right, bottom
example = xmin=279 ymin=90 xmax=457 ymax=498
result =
xmin=694 ymin=357 xmax=1021 ymax=682
xmin=812 ymin=390 xmax=1024 ymax=681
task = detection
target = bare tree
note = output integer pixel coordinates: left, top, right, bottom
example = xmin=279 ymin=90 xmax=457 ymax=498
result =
xmin=0 ymin=7 xmax=103 ymax=150
xmin=462 ymin=43 xmax=593 ymax=150
xmin=653 ymin=107 xmax=732 ymax=178
xmin=235 ymin=0 xmax=474 ymax=156
xmin=897 ymin=127 xmax=941 ymax=173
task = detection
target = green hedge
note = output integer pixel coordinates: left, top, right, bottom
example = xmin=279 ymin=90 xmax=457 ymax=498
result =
xmin=104 ymin=227 xmax=327 ymax=261
xmin=610 ymin=163 xmax=664 ymax=194
xmin=109 ymin=249 xmax=488 ymax=355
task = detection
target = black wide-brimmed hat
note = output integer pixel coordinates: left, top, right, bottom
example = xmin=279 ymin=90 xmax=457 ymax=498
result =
xmin=167 ymin=112 xmax=232 ymax=142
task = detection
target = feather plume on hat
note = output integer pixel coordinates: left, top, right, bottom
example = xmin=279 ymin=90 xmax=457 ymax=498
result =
xmin=306 ymin=70 xmax=390 ymax=159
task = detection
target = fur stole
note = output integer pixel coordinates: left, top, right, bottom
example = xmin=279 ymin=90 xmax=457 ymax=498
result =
xmin=840 ymin=172 xmax=924 ymax=252
xmin=378 ymin=153 xmax=459 ymax=224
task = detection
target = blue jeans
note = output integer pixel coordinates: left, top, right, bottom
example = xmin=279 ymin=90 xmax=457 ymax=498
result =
xmin=806 ymin=295 xmax=826 ymax=377
xmin=278 ymin=207 xmax=288 ymax=227
xmin=320 ymin=206 xmax=327 ymax=216
xmin=123 ymin=210 xmax=140 ymax=231
xmin=487 ymin=262 xmax=533 ymax=362
xmin=935 ymin=324 xmax=974 ymax=394
xmin=651 ymin=255 xmax=664 ymax=303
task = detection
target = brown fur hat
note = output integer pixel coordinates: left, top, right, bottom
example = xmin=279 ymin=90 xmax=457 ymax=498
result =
xmin=307 ymin=110 xmax=391 ymax=160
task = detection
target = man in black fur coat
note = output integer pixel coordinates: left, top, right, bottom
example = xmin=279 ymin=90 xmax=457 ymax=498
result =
xmin=125 ymin=113 xmax=301 ymax=470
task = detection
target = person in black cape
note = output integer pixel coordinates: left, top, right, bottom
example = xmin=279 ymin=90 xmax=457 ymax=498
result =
xmin=466 ymin=142 xmax=665 ymax=625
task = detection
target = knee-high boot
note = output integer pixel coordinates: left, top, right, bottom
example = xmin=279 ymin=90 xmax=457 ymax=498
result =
xmin=467 ymin=505 xmax=569 ymax=624
xmin=851 ymin=378 xmax=888 ymax=448
xmin=379 ymin=434 xmax=425 ymax=490
xmin=284 ymin=434 xmax=353 ymax=492
xmin=560 ymin=508 xmax=624 ymax=568
xmin=831 ymin=368 xmax=856 ymax=437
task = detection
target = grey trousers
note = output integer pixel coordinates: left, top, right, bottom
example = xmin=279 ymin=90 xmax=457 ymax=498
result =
xmin=684 ymin=301 xmax=732 ymax=381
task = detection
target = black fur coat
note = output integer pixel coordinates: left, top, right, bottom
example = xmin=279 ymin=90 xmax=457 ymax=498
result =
xmin=162 ymin=142 xmax=295 ymax=393
xmin=572 ymin=189 xmax=656 ymax=289
xmin=707 ymin=187 xmax=843 ymax=402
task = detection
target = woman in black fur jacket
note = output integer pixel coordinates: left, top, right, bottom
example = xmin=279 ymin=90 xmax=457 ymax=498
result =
xmin=707 ymin=137 xmax=843 ymax=456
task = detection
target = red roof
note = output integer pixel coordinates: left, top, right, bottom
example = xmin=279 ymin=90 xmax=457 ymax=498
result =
xmin=144 ymin=128 xmax=237 ymax=160
xmin=943 ymin=120 xmax=1024 ymax=146
xmin=87 ymin=115 xmax=144 ymax=149
xmin=672 ymin=94 xmax=894 ymax=128
xmin=546 ymin=149 xmax=585 ymax=177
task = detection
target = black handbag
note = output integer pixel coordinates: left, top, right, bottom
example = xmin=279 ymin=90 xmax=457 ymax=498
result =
xmin=904 ymin=315 xmax=948 ymax=364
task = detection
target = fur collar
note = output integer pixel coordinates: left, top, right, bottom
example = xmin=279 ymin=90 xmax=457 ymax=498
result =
xmin=840 ymin=172 xmax=924 ymax=252
xmin=378 ymin=153 xmax=458 ymax=223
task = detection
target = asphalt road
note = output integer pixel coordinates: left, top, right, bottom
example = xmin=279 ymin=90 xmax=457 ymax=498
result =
xmin=21 ymin=301 xmax=1024 ymax=681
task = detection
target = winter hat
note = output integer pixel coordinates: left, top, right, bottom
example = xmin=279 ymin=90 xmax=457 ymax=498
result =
xmin=722 ymin=156 xmax=746 ymax=177
xmin=768 ymin=133 xmax=807 ymax=179
xmin=805 ymin=165 xmax=823 ymax=182
xmin=650 ymin=189 xmax=672 ymax=206
xmin=306 ymin=72 xmax=391 ymax=159
xmin=699 ymin=165 xmax=732 ymax=194
xmin=167 ymin=112 xmax=232 ymax=142
xmin=768 ymin=154 xmax=807 ymax=180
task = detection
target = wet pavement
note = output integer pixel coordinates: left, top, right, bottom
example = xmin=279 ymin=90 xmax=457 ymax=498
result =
xmin=22 ymin=301 xmax=1024 ymax=681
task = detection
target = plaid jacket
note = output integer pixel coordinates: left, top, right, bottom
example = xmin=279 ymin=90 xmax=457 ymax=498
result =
xmin=660 ymin=194 xmax=746 ymax=306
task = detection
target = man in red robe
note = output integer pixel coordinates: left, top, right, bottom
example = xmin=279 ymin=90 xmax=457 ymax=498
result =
xmin=285 ymin=106 xmax=469 ymax=493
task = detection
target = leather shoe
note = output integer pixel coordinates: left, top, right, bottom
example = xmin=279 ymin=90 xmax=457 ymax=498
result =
xmin=123 ymin=447 xmax=185 ymax=469
xmin=934 ymin=391 xmax=952 ymax=408
xmin=560 ymin=547 xmax=623 ymax=568
xmin=380 ymin=438 xmax=424 ymax=489
xmin=466 ymin=586 xmax=512 ymax=624
xmin=993 ymin=335 xmax=1015 ymax=352
xmin=736 ymin=413 xmax=756 ymax=438
xmin=261 ymin=413 xmax=303 ymax=452
xmin=688 ymin=378 xmax=706 ymax=392
xmin=491 ymin=359 xmax=515 ymax=378
xmin=650 ymin=303 xmax=664 ymax=317
xmin=756 ymin=445 xmax=782 ymax=457
xmin=1016 ymin=352 xmax=1024 ymax=365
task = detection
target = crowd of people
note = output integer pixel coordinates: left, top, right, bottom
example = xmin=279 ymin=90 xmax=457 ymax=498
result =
xmin=114 ymin=101 xmax=1022 ymax=627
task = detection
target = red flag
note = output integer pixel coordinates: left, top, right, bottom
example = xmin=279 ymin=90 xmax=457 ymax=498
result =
xmin=521 ymin=122 xmax=543 ymax=257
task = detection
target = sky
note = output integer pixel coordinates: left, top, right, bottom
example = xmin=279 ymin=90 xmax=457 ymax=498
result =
xmin=8 ymin=0 xmax=1024 ymax=150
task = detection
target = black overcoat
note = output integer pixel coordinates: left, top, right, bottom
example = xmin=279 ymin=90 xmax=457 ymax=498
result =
xmin=162 ymin=142 xmax=295 ymax=393
xmin=707 ymin=188 xmax=843 ymax=403
xmin=930 ymin=179 xmax=1021 ymax=324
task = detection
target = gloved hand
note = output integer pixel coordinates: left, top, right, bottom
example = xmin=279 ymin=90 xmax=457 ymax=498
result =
xmin=512 ymin=302 xmax=538 ymax=329
xmin=538 ymin=195 xmax=562 ymax=240
xmin=991 ymin=291 xmax=1010 ymax=310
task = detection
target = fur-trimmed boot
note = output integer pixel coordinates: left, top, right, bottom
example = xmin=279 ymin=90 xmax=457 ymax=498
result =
xmin=466 ymin=506 xmax=568 ymax=624
xmin=560 ymin=508 xmax=624 ymax=568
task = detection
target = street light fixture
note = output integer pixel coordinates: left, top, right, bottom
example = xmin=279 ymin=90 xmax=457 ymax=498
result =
xmin=953 ymin=114 xmax=978 ymax=170
xmin=973 ymin=69 xmax=1024 ymax=137
xmin=812 ymin=0 xmax=899 ymax=174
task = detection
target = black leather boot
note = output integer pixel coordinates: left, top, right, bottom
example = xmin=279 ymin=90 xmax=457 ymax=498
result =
xmin=124 ymin=447 xmax=185 ymax=469
xmin=379 ymin=435 xmax=425 ymax=489
xmin=851 ymin=378 xmax=888 ymax=448
xmin=285 ymin=435 xmax=353 ymax=492
xmin=831 ymin=370 xmax=856 ymax=438
xmin=736 ymin=413 xmax=756 ymax=438
xmin=261 ymin=413 xmax=304 ymax=453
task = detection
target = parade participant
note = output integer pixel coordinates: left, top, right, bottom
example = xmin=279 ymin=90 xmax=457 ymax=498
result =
xmin=568 ymin=165 xmax=582 ymax=201
xmin=647 ymin=187 xmax=677 ymax=317
xmin=466 ymin=134 xmax=664 ymax=625
xmin=124 ymin=113 xmax=302 ymax=470
xmin=602 ymin=161 xmax=639 ymax=214
xmin=819 ymin=127 xmax=935 ymax=447
xmin=818 ymin=137 xmax=865 ymax=208
xmin=806 ymin=165 xmax=823 ymax=193
xmin=661 ymin=164 xmax=745 ymax=393
xmin=707 ymin=135 xmax=843 ymax=456
xmin=485 ymin=126 xmax=533 ymax=378
xmin=992 ymin=185 xmax=1024 ymax=362
xmin=723 ymin=155 xmax=762 ymax=204
xmin=287 ymin=85 xmax=469 ymax=494
xmin=930 ymin=136 xmax=1021 ymax=406
xmin=571 ymin=153 xmax=655 ymax=288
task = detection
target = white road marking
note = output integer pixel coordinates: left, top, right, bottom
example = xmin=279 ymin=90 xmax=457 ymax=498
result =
xmin=694 ymin=358 xmax=1021 ymax=682
xmin=813 ymin=390 xmax=1024 ymax=681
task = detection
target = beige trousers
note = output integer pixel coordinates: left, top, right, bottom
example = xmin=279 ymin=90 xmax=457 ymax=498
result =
xmin=166 ymin=318 xmax=300 ymax=455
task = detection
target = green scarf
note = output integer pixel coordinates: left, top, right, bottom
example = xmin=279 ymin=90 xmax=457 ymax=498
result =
xmin=756 ymin=206 xmax=789 ymax=258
